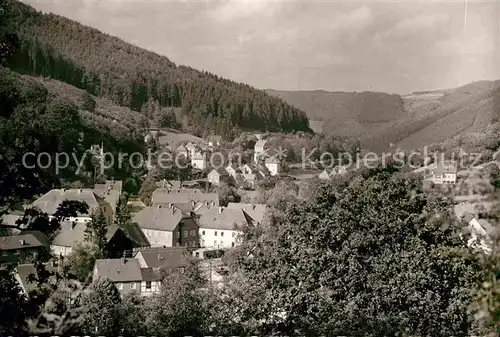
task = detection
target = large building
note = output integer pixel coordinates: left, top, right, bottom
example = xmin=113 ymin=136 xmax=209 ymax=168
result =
xmin=132 ymin=206 xmax=199 ymax=248
xmin=151 ymin=188 xmax=219 ymax=208
xmin=31 ymin=189 xmax=114 ymax=224
xmin=198 ymin=207 xmax=251 ymax=249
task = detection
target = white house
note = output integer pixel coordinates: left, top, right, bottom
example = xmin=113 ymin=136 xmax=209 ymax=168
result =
xmin=185 ymin=142 xmax=197 ymax=157
xmin=264 ymin=157 xmax=281 ymax=176
xmin=464 ymin=215 xmax=496 ymax=253
xmin=254 ymin=140 xmax=267 ymax=163
xmin=198 ymin=207 xmax=251 ymax=249
xmin=191 ymin=151 xmax=207 ymax=170
xmin=207 ymin=135 xmax=222 ymax=147
xmin=207 ymin=168 xmax=231 ymax=185
xmin=175 ymin=144 xmax=188 ymax=158
xmin=430 ymin=162 xmax=457 ymax=184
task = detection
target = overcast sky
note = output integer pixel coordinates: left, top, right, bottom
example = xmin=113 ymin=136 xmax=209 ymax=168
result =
xmin=24 ymin=0 xmax=499 ymax=94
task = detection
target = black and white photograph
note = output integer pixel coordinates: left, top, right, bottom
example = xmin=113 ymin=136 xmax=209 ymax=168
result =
xmin=0 ymin=0 xmax=499 ymax=335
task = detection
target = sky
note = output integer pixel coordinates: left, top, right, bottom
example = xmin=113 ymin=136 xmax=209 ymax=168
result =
xmin=24 ymin=0 xmax=500 ymax=94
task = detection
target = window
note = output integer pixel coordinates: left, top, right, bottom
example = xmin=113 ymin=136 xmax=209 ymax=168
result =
xmin=195 ymin=252 xmax=199 ymax=257
xmin=176 ymin=232 xmax=180 ymax=238
xmin=146 ymin=281 xmax=151 ymax=290
xmin=202 ymin=230 xmax=205 ymax=236
xmin=117 ymin=283 xmax=123 ymax=290
xmin=232 ymin=242 xmax=235 ymax=247
xmin=214 ymin=240 xmax=217 ymax=247
xmin=14 ymin=249 xmax=19 ymax=255
xmin=214 ymin=231 xmax=218 ymax=236
xmin=184 ymin=231 xmax=188 ymax=237
xmin=131 ymin=282 xmax=136 ymax=290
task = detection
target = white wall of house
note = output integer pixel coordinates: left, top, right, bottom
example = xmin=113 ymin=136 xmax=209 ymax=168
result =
xmin=199 ymin=228 xmax=241 ymax=249
xmin=432 ymin=173 xmax=456 ymax=184
xmin=140 ymin=280 xmax=161 ymax=296
xmin=207 ymin=171 xmax=220 ymax=185
xmin=142 ymin=228 xmax=173 ymax=247
xmin=51 ymin=245 xmax=73 ymax=257
xmin=265 ymin=163 xmax=280 ymax=176
xmin=192 ymin=158 xmax=206 ymax=170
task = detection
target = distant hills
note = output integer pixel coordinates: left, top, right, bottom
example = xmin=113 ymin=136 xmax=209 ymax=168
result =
xmin=266 ymin=80 xmax=500 ymax=152
xmin=4 ymin=0 xmax=311 ymax=140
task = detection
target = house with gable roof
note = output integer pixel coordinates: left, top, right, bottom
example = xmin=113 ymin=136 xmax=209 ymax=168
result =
xmin=31 ymin=189 xmax=113 ymax=224
xmin=208 ymin=168 xmax=232 ymax=186
xmin=0 ymin=231 xmax=50 ymax=268
xmin=254 ymin=139 xmax=267 ymax=163
xmin=429 ymin=161 xmax=458 ymax=184
xmin=198 ymin=207 xmax=251 ymax=248
xmin=93 ymin=258 xmax=144 ymax=295
xmin=132 ymin=205 xmax=199 ymax=248
xmin=207 ymin=135 xmax=222 ymax=147
xmin=93 ymin=180 xmax=123 ymax=216
xmin=51 ymin=222 xmax=140 ymax=258
xmin=226 ymin=203 xmax=267 ymax=225
xmin=191 ymin=151 xmax=207 ymax=170
xmin=264 ymin=156 xmax=281 ymax=176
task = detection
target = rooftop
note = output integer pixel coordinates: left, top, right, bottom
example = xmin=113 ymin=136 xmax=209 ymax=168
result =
xmin=0 ymin=231 xmax=50 ymax=251
xmin=132 ymin=206 xmax=186 ymax=231
xmin=135 ymin=247 xmax=189 ymax=270
xmin=94 ymin=258 xmax=143 ymax=282
xmin=31 ymin=189 xmax=109 ymax=215
xmin=198 ymin=207 xmax=250 ymax=230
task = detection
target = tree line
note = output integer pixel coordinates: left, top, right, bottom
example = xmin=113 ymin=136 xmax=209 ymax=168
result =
xmin=4 ymin=0 xmax=311 ymax=140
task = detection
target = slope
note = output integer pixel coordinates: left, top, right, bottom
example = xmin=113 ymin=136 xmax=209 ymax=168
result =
xmin=4 ymin=0 xmax=310 ymax=139
xmin=265 ymin=89 xmax=405 ymax=138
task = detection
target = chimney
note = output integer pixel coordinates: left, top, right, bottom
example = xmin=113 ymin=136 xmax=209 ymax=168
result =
xmin=252 ymin=204 xmax=256 ymax=210
xmin=157 ymin=204 xmax=162 ymax=209
xmin=121 ymin=258 xmax=126 ymax=265
xmin=19 ymin=239 xmax=25 ymax=246
xmin=162 ymin=179 xmax=166 ymax=188
xmin=218 ymin=207 xmax=222 ymax=214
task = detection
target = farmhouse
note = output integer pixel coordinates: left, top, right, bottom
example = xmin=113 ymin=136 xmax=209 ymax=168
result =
xmin=198 ymin=207 xmax=251 ymax=249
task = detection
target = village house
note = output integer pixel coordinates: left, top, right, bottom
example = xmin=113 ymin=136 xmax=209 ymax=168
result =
xmin=207 ymin=168 xmax=231 ymax=186
xmin=185 ymin=142 xmax=197 ymax=157
xmin=175 ymin=144 xmax=188 ymax=158
xmin=463 ymin=214 xmax=496 ymax=253
xmin=455 ymin=174 xmax=494 ymax=200
xmin=225 ymin=163 xmax=241 ymax=178
xmin=429 ymin=162 xmax=458 ymax=185
xmin=318 ymin=169 xmax=332 ymax=180
xmin=191 ymin=151 xmax=207 ymax=170
xmin=135 ymin=246 xmax=189 ymax=270
xmin=254 ymin=139 xmax=267 ymax=163
xmin=227 ymin=203 xmax=267 ymax=225
xmin=151 ymin=188 xmax=219 ymax=208
xmin=15 ymin=262 xmax=58 ymax=295
xmin=0 ymin=231 xmax=50 ymax=268
xmin=132 ymin=205 xmax=199 ymax=248
xmin=264 ymin=157 xmax=281 ymax=176
xmin=198 ymin=207 xmax=251 ymax=249
xmin=93 ymin=180 xmax=123 ymax=216
xmin=51 ymin=222 xmax=141 ymax=258
xmin=93 ymin=258 xmax=143 ymax=295
xmin=31 ymin=189 xmax=114 ymax=224
xmin=207 ymin=135 xmax=222 ymax=147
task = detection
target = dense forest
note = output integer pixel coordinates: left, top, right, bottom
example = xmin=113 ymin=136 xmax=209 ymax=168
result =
xmin=2 ymin=0 xmax=311 ymax=139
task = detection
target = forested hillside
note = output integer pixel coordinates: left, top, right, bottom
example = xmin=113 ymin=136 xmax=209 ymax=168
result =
xmin=265 ymin=89 xmax=405 ymax=138
xmin=3 ymin=0 xmax=310 ymax=139
xmin=267 ymin=81 xmax=500 ymax=152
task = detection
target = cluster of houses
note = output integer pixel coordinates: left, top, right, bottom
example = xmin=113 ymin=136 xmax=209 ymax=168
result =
xmin=412 ymin=160 xmax=498 ymax=253
xmin=0 ymin=176 xmax=268 ymax=297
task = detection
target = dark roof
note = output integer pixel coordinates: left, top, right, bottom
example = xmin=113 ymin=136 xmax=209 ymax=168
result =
xmin=0 ymin=231 xmax=50 ymax=251
xmin=140 ymin=267 xmax=161 ymax=281
xmin=208 ymin=135 xmax=222 ymax=142
xmin=136 ymin=247 xmax=189 ymax=269
xmin=119 ymin=222 xmax=150 ymax=247
xmin=15 ymin=263 xmax=58 ymax=293
xmin=94 ymin=258 xmax=143 ymax=282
